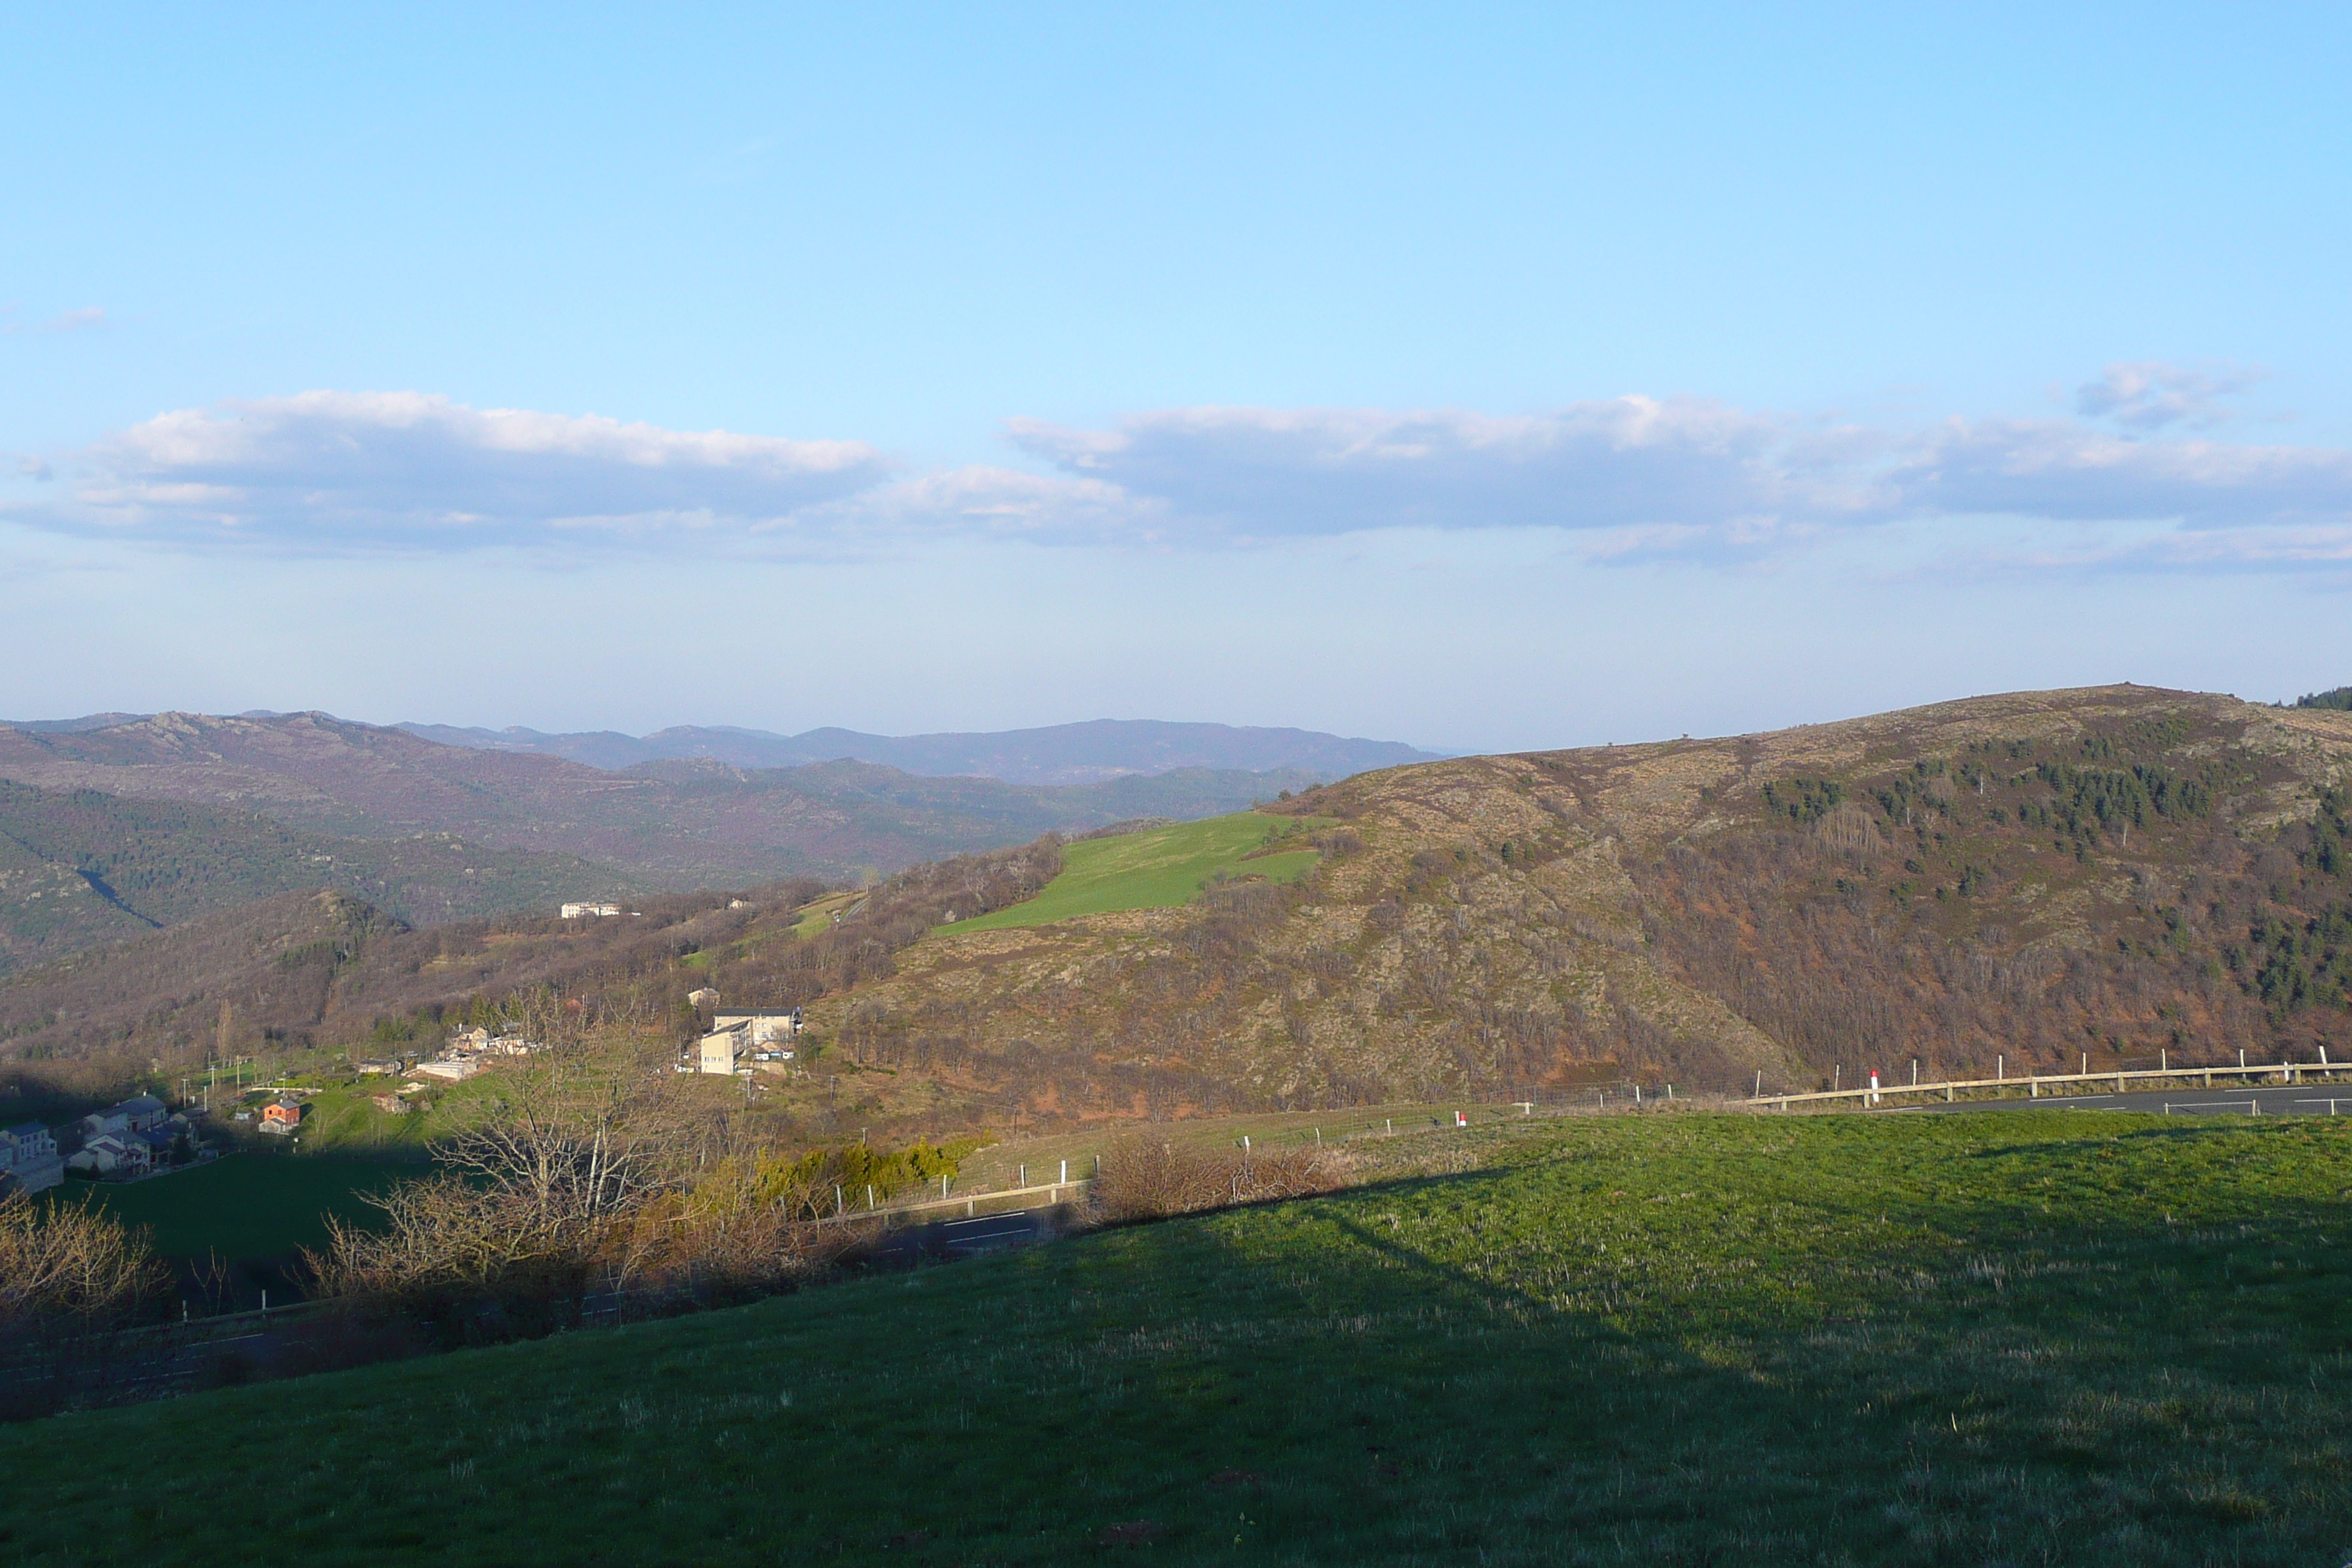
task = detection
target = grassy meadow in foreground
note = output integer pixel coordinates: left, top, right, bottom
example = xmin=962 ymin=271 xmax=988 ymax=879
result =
xmin=951 ymin=811 xmax=1324 ymax=932
xmin=6 ymin=1110 xmax=2351 ymax=1566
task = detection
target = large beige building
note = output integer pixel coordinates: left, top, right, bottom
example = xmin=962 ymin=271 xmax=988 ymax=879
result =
xmin=711 ymin=1009 xmax=801 ymax=1047
xmin=697 ymin=1026 xmax=746 ymax=1074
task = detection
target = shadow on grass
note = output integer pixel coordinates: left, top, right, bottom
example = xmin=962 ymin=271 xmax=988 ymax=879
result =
xmin=4 ymin=1113 xmax=2351 ymax=1566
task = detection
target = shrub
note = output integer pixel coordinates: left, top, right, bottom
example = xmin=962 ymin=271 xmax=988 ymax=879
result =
xmin=0 ymin=1192 xmax=167 ymax=1330
xmin=1088 ymin=1138 xmax=1352 ymax=1225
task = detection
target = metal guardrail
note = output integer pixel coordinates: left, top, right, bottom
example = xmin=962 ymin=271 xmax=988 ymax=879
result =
xmin=1752 ymin=1058 xmax=2352 ymax=1110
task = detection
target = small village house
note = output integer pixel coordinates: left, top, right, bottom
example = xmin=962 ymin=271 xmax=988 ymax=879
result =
xmin=68 ymin=1132 xmax=151 ymax=1177
xmin=76 ymin=1093 xmax=168 ymax=1143
xmin=0 ymin=1123 xmax=65 ymax=1195
xmin=258 ymin=1100 xmax=303 ymax=1136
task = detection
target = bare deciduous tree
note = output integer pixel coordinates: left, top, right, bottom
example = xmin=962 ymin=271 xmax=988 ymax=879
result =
xmin=0 ymin=1193 xmax=167 ymax=1328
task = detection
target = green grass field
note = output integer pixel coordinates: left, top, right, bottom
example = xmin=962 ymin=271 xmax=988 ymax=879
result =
xmin=7 ymin=1109 xmax=2351 ymax=1564
xmin=66 ymin=1153 xmax=411 ymax=1262
xmin=951 ymin=812 xmax=1326 ymax=933
xmin=268 ymin=1074 xmax=507 ymax=1156
xmin=949 ymin=1101 xmax=1539 ymax=1191
xmin=792 ymin=890 xmax=861 ymax=939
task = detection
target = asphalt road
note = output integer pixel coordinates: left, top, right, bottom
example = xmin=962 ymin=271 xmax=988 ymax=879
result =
xmin=1918 ymin=1085 xmax=2352 ymax=1117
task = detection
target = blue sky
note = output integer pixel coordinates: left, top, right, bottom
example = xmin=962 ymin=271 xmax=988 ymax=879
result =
xmin=4 ymin=3 xmax=2347 ymax=753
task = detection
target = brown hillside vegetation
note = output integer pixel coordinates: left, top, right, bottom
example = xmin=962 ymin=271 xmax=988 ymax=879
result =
xmin=0 ymin=844 xmax=1063 ymax=1106
xmin=0 ymin=712 xmax=1320 ymax=886
xmin=0 ymin=778 xmax=642 ymax=978
xmin=11 ymin=685 xmax=2352 ymax=1145
xmin=793 ymin=685 xmax=2352 ymax=1125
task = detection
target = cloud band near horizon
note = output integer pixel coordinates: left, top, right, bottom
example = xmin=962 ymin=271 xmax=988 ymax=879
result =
xmin=7 ymin=370 xmax=2351 ymax=571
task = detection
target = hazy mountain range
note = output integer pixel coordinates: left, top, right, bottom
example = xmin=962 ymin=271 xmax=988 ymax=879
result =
xmin=0 ymin=709 xmax=1354 ymax=921
xmin=391 ymin=717 xmax=1442 ymax=784
xmin=7 ymin=712 xmax=1440 ymax=785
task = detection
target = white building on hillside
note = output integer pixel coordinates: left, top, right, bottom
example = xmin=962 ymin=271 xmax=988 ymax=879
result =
xmin=561 ymin=902 xmax=622 ymax=919
xmin=712 ymin=1009 xmax=802 ymax=1047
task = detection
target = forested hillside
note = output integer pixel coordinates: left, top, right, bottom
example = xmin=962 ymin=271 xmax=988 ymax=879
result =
xmin=785 ymin=685 xmax=2352 ymax=1126
xmin=0 ymin=713 xmax=1322 ymax=886
xmin=0 ymin=780 xmax=638 ymax=976
xmin=14 ymin=686 xmax=2352 ymax=1147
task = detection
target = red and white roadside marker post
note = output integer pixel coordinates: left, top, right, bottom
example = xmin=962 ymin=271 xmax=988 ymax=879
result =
xmin=1454 ymin=1110 xmax=1469 ymax=1128
xmin=1869 ymin=1070 xmax=1881 ymax=1107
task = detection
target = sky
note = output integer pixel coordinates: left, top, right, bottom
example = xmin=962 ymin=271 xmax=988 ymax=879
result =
xmin=4 ymin=2 xmax=2348 ymax=753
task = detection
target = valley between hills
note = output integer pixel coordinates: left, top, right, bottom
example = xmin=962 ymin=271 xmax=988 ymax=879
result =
xmin=0 ymin=710 xmax=1338 ymax=900
xmin=7 ymin=682 xmax=2349 ymax=1137
xmin=10 ymin=684 xmax=2352 ymax=1566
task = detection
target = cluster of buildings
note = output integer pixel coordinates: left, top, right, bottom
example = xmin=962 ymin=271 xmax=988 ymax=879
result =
xmin=373 ymin=1026 xmax=546 ymax=1084
xmin=0 ymin=1088 xmax=260 ymax=1194
xmin=55 ymin=1093 xmax=211 ymax=1180
xmin=561 ymin=901 xmax=624 ymax=919
xmin=693 ymin=1008 xmax=803 ymax=1075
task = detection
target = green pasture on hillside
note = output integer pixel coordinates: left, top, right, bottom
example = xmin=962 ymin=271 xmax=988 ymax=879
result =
xmin=9 ymin=1110 xmax=2352 ymax=1564
xmin=270 ymin=1074 xmax=505 ymax=1156
xmin=950 ymin=1101 xmax=1542 ymax=1190
xmin=951 ymin=811 xmax=1326 ymax=932
xmin=791 ymin=890 xmax=861 ymax=939
xmin=64 ymin=1153 xmax=411 ymax=1262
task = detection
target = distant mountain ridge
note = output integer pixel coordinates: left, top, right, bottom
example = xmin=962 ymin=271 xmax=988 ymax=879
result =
xmin=0 ymin=712 xmax=1334 ymax=891
xmin=391 ymin=717 xmax=1441 ymax=784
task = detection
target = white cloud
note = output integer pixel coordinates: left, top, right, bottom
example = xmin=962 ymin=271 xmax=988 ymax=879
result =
xmin=793 ymin=464 xmax=1159 ymax=546
xmin=1006 ymin=399 xmax=1885 ymax=546
xmin=0 ymin=305 xmax=109 ymax=335
xmin=2073 ymin=361 xmax=2261 ymax=431
xmin=15 ymin=392 xmax=895 ymax=550
xmin=15 ymin=379 xmax=2352 ymax=573
xmin=38 ymin=306 xmax=108 ymax=334
xmin=1885 ymin=418 xmax=2352 ymax=527
xmin=999 ymin=396 xmax=2352 ymax=568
